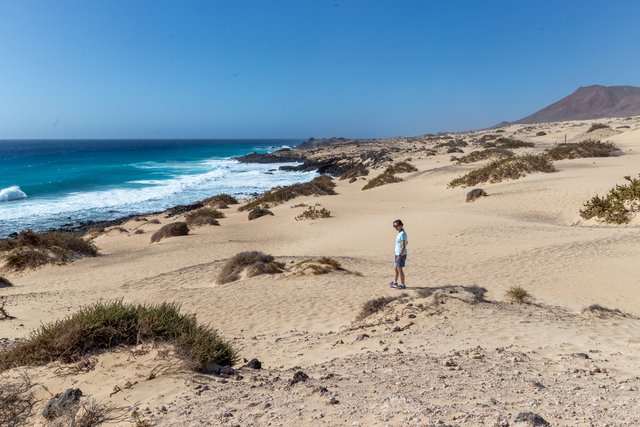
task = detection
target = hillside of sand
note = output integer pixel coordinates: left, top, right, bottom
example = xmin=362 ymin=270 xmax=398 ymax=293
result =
xmin=1 ymin=117 xmax=640 ymax=426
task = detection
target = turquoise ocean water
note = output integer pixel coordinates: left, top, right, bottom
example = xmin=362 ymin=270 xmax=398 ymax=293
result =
xmin=0 ymin=139 xmax=313 ymax=237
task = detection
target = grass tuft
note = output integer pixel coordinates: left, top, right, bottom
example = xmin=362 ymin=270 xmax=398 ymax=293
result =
xmin=356 ymin=296 xmax=400 ymax=321
xmin=580 ymin=174 xmax=640 ymax=224
xmin=217 ymin=251 xmax=285 ymax=284
xmin=0 ymin=300 xmax=238 ymax=372
xmin=505 ymin=286 xmax=532 ymax=304
xmin=0 ymin=230 xmax=98 ymax=270
xmin=185 ymin=208 xmax=224 ymax=227
xmin=449 ymin=154 xmax=555 ymax=188
xmin=545 ymin=139 xmax=619 ymax=160
xmin=238 ymin=176 xmax=336 ymax=212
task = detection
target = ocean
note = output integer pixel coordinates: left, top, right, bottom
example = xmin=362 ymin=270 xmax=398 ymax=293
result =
xmin=0 ymin=139 xmax=314 ymax=237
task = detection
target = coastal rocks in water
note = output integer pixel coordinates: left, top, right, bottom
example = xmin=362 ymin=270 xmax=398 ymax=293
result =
xmin=234 ymin=152 xmax=303 ymax=164
xmin=0 ymin=276 xmax=13 ymax=287
xmin=513 ymin=412 xmax=550 ymax=426
xmin=150 ymin=222 xmax=190 ymax=243
xmin=42 ymin=388 xmax=82 ymax=419
xmin=248 ymin=208 xmax=274 ymax=221
xmin=466 ymin=188 xmax=488 ymax=203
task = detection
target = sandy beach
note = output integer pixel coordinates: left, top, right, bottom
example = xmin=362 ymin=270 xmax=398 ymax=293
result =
xmin=2 ymin=117 xmax=640 ymax=426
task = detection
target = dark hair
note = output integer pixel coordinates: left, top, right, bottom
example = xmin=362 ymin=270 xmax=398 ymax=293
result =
xmin=393 ymin=219 xmax=403 ymax=226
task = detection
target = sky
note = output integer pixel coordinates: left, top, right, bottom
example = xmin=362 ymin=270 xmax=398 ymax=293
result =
xmin=0 ymin=0 xmax=639 ymax=139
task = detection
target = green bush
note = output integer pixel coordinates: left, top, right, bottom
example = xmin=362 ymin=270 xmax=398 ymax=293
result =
xmin=0 ymin=230 xmax=98 ymax=270
xmin=449 ymin=154 xmax=555 ymax=188
xmin=580 ymin=175 xmax=640 ymax=224
xmin=239 ymin=176 xmax=336 ymax=212
xmin=185 ymin=208 xmax=225 ymax=226
xmin=453 ymin=148 xmax=514 ymax=164
xmin=545 ymin=139 xmax=619 ymax=160
xmin=0 ymin=300 xmax=238 ymax=371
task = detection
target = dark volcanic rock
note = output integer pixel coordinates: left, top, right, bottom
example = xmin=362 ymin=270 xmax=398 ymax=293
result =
xmin=243 ymin=358 xmax=262 ymax=369
xmin=42 ymin=388 xmax=82 ymax=419
xmin=234 ymin=151 xmax=303 ymax=164
xmin=514 ymin=412 xmax=550 ymax=426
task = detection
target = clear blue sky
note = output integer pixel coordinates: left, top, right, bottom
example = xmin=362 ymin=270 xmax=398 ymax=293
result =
xmin=1 ymin=0 xmax=639 ymax=139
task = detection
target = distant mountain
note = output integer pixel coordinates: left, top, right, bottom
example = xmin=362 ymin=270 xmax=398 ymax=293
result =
xmin=513 ymin=85 xmax=640 ymax=124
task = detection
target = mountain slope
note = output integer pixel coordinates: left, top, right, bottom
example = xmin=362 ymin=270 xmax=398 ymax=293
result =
xmin=515 ymin=85 xmax=640 ymax=124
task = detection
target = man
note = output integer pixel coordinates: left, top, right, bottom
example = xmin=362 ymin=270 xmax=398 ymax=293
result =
xmin=390 ymin=219 xmax=407 ymax=289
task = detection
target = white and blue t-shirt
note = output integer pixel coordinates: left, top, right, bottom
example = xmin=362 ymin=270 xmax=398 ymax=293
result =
xmin=395 ymin=230 xmax=408 ymax=256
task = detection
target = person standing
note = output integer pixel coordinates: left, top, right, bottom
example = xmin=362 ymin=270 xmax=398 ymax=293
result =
xmin=390 ymin=219 xmax=407 ymax=289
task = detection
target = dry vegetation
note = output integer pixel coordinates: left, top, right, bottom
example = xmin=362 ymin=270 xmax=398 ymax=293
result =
xmin=248 ymin=207 xmax=274 ymax=221
xmin=385 ymin=161 xmax=418 ymax=174
xmin=238 ymin=176 xmax=336 ymax=212
xmin=150 ymin=222 xmax=189 ymax=243
xmin=0 ymin=373 xmax=36 ymax=427
xmin=580 ymin=174 xmax=640 ymax=224
xmin=217 ymin=251 xmax=285 ymax=284
xmin=466 ymin=188 xmax=488 ymax=202
xmin=505 ymin=286 xmax=532 ymax=304
xmin=293 ymin=257 xmax=343 ymax=275
xmin=184 ymin=208 xmax=224 ymax=227
xmin=449 ymin=154 xmax=555 ymax=188
xmin=545 ymin=139 xmax=620 ymax=160
xmin=536 ymin=131 xmax=547 ymax=136
xmin=356 ymin=296 xmax=401 ymax=321
xmin=587 ymin=123 xmax=610 ymax=132
xmin=338 ymin=165 xmax=369 ymax=181
xmin=453 ymin=148 xmax=514 ymax=164
xmin=484 ymin=137 xmax=534 ymax=149
xmin=202 ymin=194 xmax=238 ymax=206
xmin=0 ymin=300 xmax=238 ymax=372
xmin=295 ymin=206 xmax=331 ymax=221
xmin=0 ymin=230 xmax=98 ymax=270
xmin=0 ymin=296 xmax=15 ymax=320
xmin=362 ymin=171 xmax=403 ymax=190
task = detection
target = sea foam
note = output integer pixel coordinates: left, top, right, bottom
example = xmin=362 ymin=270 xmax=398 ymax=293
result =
xmin=0 ymin=186 xmax=27 ymax=202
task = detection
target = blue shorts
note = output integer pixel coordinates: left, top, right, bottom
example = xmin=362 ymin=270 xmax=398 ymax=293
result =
xmin=394 ymin=254 xmax=407 ymax=267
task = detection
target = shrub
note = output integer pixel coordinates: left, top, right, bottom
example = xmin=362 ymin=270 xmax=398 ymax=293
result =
xmin=545 ymin=139 xmax=620 ymax=160
xmin=536 ymin=131 xmax=547 ymax=136
xmin=587 ymin=123 xmax=610 ymax=132
xmin=294 ymin=257 xmax=342 ymax=275
xmin=493 ymin=137 xmax=534 ymax=149
xmin=478 ymin=134 xmax=498 ymax=144
xmin=0 ymin=276 xmax=13 ymax=288
xmin=362 ymin=171 xmax=403 ymax=190
xmin=581 ymin=304 xmax=630 ymax=318
xmin=0 ymin=230 xmax=98 ymax=270
xmin=295 ymin=206 xmax=331 ymax=221
xmin=453 ymin=148 xmax=514 ymax=164
xmin=617 ymin=125 xmax=630 ymax=129
xmin=449 ymin=154 xmax=555 ymax=188
xmin=505 ymin=286 xmax=531 ymax=304
xmin=248 ymin=208 xmax=274 ymax=221
xmin=385 ymin=161 xmax=418 ymax=174
xmin=202 ymin=194 xmax=239 ymax=205
xmin=185 ymin=208 xmax=224 ymax=227
xmin=466 ymin=188 xmax=488 ymax=202
xmin=217 ymin=251 xmax=285 ymax=284
xmin=0 ymin=297 xmax=14 ymax=320
xmin=150 ymin=222 xmax=189 ymax=243
xmin=338 ymin=165 xmax=369 ymax=181
xmin=239 ymin=176 xmax=336 ymax=212
xmin=356 ymin=296 xmax=400 ymax=321
xmin=0 ymin=373 xmax=35 ymax=426
xmin=580 ymin=175 xmax=640 ymax=224
xmin=435 ymin=139 xmax=468 ymax=149
xmin=0 ymin=300 xmax=238 ymax=372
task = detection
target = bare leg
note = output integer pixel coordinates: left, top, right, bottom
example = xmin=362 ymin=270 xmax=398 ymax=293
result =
xmin=394 ymin=265 xmax=399 ymax=283
xmin=398 ymin=267 xmax=405 ymax=285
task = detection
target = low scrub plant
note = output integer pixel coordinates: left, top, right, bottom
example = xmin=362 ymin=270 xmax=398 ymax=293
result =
xmin=505 ymin=286 xmax=532 ymax=304
xmin=0 ymin=230 xmax=98 ymax=270
xmin=185 ymin=208 xmax=224 ymax=226
xmin=545 ymin=139 xmax=620 ymax=160
xmin=453 ymin=148 xmax=514 ymax=164
xmin=536 ymin=131 xmax=547 ymax=136
xmin=491 ymin=137 xmax=534 ymax=149
xmin=0 ymin=300 xmax=238 ymax=371
xmin=0 ymin=373 xmax=35 ymax=426
xmin=449 ymin=154 xmax=555 ymax=188
xmin=385 ymin=161 xmax=418 ymax=174
xmin=587 ymin=123 xmax=610 ymax=132
xmin=294 ymin=257 xmax=342 ymax=275
xmin=362 ymin=171 xmax=403 ymax=190
xmin=338 ymin=165 xmax=369 ymax=181
xmin=356 ymin=296 xmax=400 ymax=321
xmin=239 ymin=176 xmax=336 ymax=211
xmin=202 ymin=194 xmax=238 ymax=205
xmin=248 ymin=207 xmax=274 ymax=221
xmin=580 ymin=175 xmax=640 ymax=224
xmin=150 ymin=222 xmax=189 ymax=243
xmin=217 ymin=251 xmax=285 ymax=284
xmin=295 ymin=206 xmax=331 ymax=220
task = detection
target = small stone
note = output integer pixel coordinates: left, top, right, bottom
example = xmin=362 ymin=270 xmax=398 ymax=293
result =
xmin=355 ymin=334 xmax=370 ymax=341
xmin=243 ymin=358 xmax=262 ymax=370
xmin=513 ymin=412 xmax=550 ymax=426
xmin=289 ymin=370 xmax=309 ymax=385
xmin=328 ymin=397 xmax=340 ymax=404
